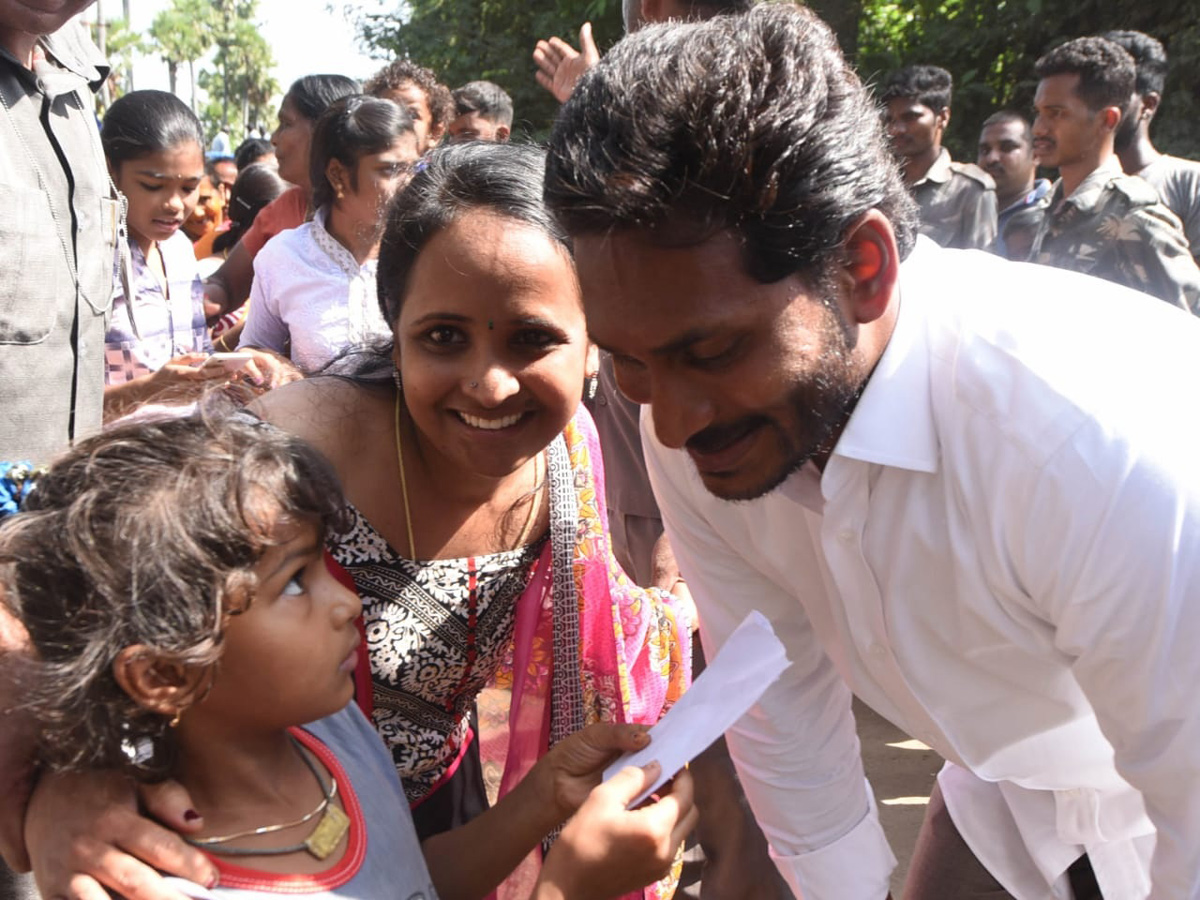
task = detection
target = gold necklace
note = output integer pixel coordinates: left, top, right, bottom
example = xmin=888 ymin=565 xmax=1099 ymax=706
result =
xmin=393 ymin=390 xmax=544 ymax=559
xmin=184 ymin=739 xmax=349 ymax=860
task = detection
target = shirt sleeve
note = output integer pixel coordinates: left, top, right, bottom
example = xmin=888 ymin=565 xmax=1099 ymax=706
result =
xmin=1018 ymin=415 xmax=1200 ymax=897
xmin=963 ymin=184 xmax=998 ymax=251
xmin=641 ymin=415 xmax=895 ymax=900
xmin=1117 ymin=206 xmax=1200 ymax=314
xmin=235 ymin=250 xmax=289 ymax=355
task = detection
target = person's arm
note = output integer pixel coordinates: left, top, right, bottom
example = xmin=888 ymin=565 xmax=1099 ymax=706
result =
xmin=641 ymin=409 xmax=895 ymax=900
xmin=966 ymin=186 xmax=998 ymax=251
xmin=22 ymin=772 xmax=216 ymax=900
xmin=422 ymin=722 xmax=655 ymax=900
xmin=530 ymin=763 xmax=697 ymax=900
xmin=233 ymin=253 xmax=294 ymax=377
xmin=1118 ymin=206 xmax=1200 ymax=314
xmin=1016 ymin=416 xmax=1200 ymax=897
xmin=202 ymin=241 xmax=255 ymax=322
xmin=532 ymin=22 xmax=600 ymax=104
xmin=102 ymin=354 xmax=230 ymax=421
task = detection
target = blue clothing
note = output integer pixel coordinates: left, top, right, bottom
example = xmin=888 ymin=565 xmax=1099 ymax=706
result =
xmin=163 ymin=704 xmax=439 ymax=898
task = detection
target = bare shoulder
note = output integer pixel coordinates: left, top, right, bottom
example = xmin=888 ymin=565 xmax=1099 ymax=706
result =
xmin=250 ymin=377 xmax=381 ymax=461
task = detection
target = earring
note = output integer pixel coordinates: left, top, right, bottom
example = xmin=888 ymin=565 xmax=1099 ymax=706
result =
xmin=586 ymin=373 xmax=599 ymax=402
xmin=169 ymin=709 xmax=183 ymax=728
xmin=393 ymin=370 xmax=402 ymax=392
xmin=335 ymin=185 xmax=344 ymax=200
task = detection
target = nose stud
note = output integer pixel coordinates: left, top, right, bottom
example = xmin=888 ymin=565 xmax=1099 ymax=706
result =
xmin=469 ymin=381 xmax=479 ymax=388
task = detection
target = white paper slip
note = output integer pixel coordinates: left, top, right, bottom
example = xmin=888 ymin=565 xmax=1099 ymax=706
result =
xmin=603 ymin=610 xmax=791 ymax=807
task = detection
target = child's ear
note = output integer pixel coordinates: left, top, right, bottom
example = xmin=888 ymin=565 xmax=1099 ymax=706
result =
xmin=112 ymin=646 xmax=210 ymax=721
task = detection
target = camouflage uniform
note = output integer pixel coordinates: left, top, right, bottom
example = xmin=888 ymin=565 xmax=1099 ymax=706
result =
xmin=1031 ymin=159 xmax=1200 ymax=313
xmin=995 ymin=179 xmax=1052 ymax=262
xmin=912 ymin=148 xmax=998 ymax=250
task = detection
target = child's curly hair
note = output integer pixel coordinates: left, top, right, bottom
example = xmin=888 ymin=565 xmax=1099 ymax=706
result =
xmin=364 ymin=59 xmax=456 ymax=137
xmin=0 ymin=412 xmax=347 ymax=779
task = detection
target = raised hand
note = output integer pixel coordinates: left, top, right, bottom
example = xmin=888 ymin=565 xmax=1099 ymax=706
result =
xmin=533 ymin=22 xmax=601 ymax=104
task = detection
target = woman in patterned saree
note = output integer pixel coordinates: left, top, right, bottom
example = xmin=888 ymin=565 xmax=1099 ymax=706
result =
xmin=253 ymin=141 xmax=692 ymax=899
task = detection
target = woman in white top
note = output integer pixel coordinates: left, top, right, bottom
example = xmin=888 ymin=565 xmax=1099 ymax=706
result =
xmin=239 ymin=96 xmax=420 ymax=373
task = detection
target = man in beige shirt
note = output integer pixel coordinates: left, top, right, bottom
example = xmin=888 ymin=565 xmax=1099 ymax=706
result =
xmin=882 ymin=64 xmax=997 ymax=250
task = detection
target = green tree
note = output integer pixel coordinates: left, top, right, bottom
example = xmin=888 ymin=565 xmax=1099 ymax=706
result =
xmin=357 ymin=0 xmax=625 ymax=138
xmin=193 ymin=0 xmax=278 ymax=144
xmin=855 ymin=0 xmax=1200 ymax=161
xmin=148 ymin=0 xmax=216 ymax=106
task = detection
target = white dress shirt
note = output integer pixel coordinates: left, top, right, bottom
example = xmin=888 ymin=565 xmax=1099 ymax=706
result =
xmin=644 ymin=238 xmax=1200 ymax=900
xmin=238 ymin=206 xmax=390 ymax=373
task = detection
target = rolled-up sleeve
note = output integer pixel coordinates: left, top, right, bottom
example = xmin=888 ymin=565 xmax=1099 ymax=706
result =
xmin=642 ymin=420 xmax=895 ymax=899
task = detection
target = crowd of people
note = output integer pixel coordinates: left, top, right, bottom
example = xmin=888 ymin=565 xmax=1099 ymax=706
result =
xmin=2 ymin=0 xmax=1200 ymax=899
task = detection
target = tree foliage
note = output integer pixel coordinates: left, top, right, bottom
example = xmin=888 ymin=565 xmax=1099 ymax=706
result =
xmin=144 ymin=0 xmax=278 ymax=144
xmin=854 ymin=0 xmax=1200 ymax=161
xmin=356 ymin=0 xmax=625 ymax=138
xmin=357 ymin=0 xmax=1200 ymax=156
xmin=148 ymin=0 xmax=215 ymax=103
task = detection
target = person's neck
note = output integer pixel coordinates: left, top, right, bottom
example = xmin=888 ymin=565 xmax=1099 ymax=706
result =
xmin=325 ymin=204 xmax=381 ymax=265
xmin=996 ymin=176 xmax=1035 ymax=213
xmin=1115 ymin=131 xmax=1160 ymax=176
xmin=174 ymin=723 xmax=319 ymax=839
xmin=0 ymin=30 xmax=38 ymax=69
xmin=1059 ymin=144 xmax=1112 ymax=200
xmin=902 ymin=144 xmax=941 ymax=186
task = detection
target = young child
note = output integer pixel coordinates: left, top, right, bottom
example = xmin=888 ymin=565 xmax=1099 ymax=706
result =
xmin=1 ymin=414 xmax=694 ymax=899
xmin=101 ymin=91 xmax=228 ymax=421
xmin=363 ymin=60 xmax=455 ymax=155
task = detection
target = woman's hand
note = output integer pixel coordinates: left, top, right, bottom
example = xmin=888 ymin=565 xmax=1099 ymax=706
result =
xmin=24 ymin=771 xmax=215 ymax=900
xmin=533 ymin=722 xmax=652 ymax=823
xmin=532 ymin=762 xmax=697 ymax=900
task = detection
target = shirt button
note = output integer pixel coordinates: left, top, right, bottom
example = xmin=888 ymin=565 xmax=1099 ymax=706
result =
xmin=597 ymin=395 xmax=608 ymax=406
xmin=868 ymin=642 xmax=886 ymax=660
xmin=838 ymin=529 xmax=854 ymax=543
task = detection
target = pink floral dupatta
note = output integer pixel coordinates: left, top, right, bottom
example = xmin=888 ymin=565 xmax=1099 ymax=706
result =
xmin=483 ymin=405 xmax=692 ymax=900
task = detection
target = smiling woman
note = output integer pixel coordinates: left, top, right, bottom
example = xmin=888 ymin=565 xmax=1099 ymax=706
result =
xmin=251 ymin=141 xmax=692 ymax=900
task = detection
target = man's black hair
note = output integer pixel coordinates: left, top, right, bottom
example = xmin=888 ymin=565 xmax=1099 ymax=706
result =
xmin=1034 ymin=37 xmax=1136 ymax=114
xmin=545 ymin=3 xmax=917 ymax=286
xmin=1101 ymin=30 xmax=1167 ymax=98
xmin=880 ymin=64 xmax=953 ymax=114
xmin=452 ymin=81 xmax=514 ymax=127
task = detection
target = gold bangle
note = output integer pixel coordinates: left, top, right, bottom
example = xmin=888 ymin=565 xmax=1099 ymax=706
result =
xmin=214 ymin=334 xmax=229 ymax=351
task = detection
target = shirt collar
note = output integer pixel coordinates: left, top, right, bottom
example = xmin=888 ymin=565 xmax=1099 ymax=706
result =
xmin=998 ymin=178 xmax=1052 ymax=216
xmin=913 ymin=147 xmax=953 ymax=187
xmin=827 ymin=236 xmax=940 ymax=475
xmin=312 ymin=206 xmax=372 ymax=277
xmin=1052 ymin=157 xmax=1123 ymax=215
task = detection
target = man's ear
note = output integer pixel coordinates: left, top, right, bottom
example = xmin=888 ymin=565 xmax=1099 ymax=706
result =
xmin=112 ymin=646 xmax=210 ymax=720
xmin=1099 ymin=105 xmax=1122 ymax=133
xmin=1142 ymin=91 xmax=1161 ymax=121
xmin=841 ymin=210 xmax=900 ymax=326
xmin=936 ymin=106 xmax=951 ymax=131
xmin=496 ymin=124 xmax=511 ymax=143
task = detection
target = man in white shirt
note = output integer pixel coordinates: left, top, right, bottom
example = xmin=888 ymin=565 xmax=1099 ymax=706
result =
xmin=545 ymin=5 xmax=1200 ymax=899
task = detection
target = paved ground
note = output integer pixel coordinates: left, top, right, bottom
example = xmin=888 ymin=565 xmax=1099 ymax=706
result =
xmin=856 ymin=699 xmax=943 ymax=896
